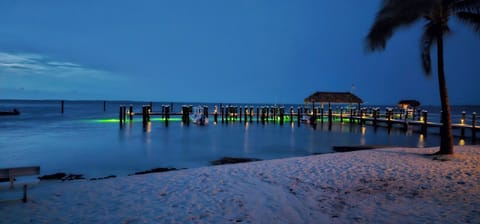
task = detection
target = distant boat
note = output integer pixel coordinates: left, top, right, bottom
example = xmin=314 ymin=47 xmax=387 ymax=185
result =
xmin=190 ymin=106 xmax=208 ymax=125
xmin=0 ymin=108 xmax=20 ymax=116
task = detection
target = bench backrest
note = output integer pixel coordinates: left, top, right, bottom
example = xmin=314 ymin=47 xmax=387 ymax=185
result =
xmin=0 ymin=166 xmax=40 ymax=178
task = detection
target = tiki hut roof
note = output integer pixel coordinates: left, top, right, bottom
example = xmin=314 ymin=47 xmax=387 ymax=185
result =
xmin=397 ymin=99 xmax=420 ymax=107
xmin=304 ymin=92 xmax=363 ymax=104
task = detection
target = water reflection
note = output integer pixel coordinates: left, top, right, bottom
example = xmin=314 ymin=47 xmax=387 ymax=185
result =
xmin=360 ymin=126 xmax=366 ymax=145
xmin=417 ymin=134 xmax=425 ymax=148
xmin=243 ymin=122 xmax=250 ymax=153
xmin=459 ymin=139 xmax=465 ymax=146
xmin=143 ymin=121 xmax=152 ymax=133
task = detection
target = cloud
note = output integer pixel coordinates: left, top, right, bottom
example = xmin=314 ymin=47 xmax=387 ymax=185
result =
xmin=0 ymin=51 xmax=128 ymax=99
xmin=0 ymin=52 xmax=115 ymax=80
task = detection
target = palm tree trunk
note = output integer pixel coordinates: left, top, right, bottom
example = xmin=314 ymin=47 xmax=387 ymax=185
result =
xmin=436 ymin=34 xmax=454 ymax=154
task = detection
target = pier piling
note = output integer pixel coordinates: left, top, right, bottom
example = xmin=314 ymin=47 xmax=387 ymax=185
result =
xmin=244 ymin=106 xmax=248 ymax=123
xmin=461 ymin=111 xmax=466 ymax=138
xmin=226 ymin=106 xmax=230 ymax=124
xmin=261 ymin=107 xmax=266 ymax=124
xmin=165 ymin=105 xmax=170 ymax=127
xmin=297 ymin=107 xmax=301 ymax=126
xmin=289 ymin=107 xmax=294 ymax=124
xmin=421 ymin=110 xmax=428 ymax=135
xmin=204 ymin=106 xmax=209 ymax=118
xmin=387 ymin=109 xmax=393 ymax=129
xmin=119 ymin=106 xmax=124 ymax=127
xmin=472 ymin=112 xmax=477 ymax=140
xmin=256 ymin=107 xmax=260 ymax=124
xmin=266 ymin=107 xmax=269 ymax=123
xmin=280 ymin=107 xmax=285 ymax=125
xmin=328 ymin=108 xmax=332 ymax=126
xmin=221 ymin=105 xmax=225 ymax=123
xmin=340 ymin=109 xmax=343 ymax=123
xmin=249 ymin=106 xmax=254 ymax=123
xmin=129 ymin=105 xmax=133 ymax=121
xmin=239 ymin=107 xmax=243 ymax=122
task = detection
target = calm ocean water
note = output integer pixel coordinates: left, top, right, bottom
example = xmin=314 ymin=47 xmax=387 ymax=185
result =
xmin=0 ymin=100 xmax=478 ymax=178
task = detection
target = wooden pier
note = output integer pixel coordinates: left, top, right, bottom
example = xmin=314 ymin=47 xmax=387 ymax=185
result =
xmin=117 ymin=104 xmax=479 ymax=139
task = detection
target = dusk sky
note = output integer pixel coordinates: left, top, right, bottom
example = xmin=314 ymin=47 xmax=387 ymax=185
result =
xmin=0 ymin=1 xmax=479 ymax=105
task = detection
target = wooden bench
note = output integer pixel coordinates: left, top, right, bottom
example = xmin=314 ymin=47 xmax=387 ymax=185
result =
xmin=0 ymin=166 xmax=40 ymax=202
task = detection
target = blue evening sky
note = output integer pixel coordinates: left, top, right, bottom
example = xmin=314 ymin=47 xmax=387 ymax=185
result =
xmin=0 ymin=1 xmax=479 ymax=105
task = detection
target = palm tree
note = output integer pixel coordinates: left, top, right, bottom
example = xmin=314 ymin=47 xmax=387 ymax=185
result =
xmin=366 ymin=0 xmax=480 ymax=154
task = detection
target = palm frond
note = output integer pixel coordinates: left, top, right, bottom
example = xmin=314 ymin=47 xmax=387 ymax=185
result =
xmin=456 ymin=11 xmax=480 ymax=32
xmin=366 ymin=0 xmax=437 ymax=51
xmin=420 ymin=22 xmax=437 ymax=75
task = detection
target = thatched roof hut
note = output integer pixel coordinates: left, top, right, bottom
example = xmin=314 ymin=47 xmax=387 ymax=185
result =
xmin=304 ymin=92 xmax=363 ymax=105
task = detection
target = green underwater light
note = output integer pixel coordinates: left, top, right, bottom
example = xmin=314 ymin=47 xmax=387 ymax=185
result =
xmin=91 ymin=118 xmax=120 ymax=123
xmin=150 ymin=118 xmax=182 ymax=122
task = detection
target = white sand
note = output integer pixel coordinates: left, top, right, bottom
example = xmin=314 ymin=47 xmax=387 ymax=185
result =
xmin=1 ymin=146 xmax=479 ymax=223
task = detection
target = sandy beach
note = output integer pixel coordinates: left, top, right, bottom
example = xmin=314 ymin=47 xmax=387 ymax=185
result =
xmin=1 ymin=146 xmax=479 ymax=223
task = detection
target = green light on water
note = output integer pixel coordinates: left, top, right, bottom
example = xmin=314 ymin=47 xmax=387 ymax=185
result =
xmin=93 ymin=118 xmax=120 ymax=123
xmin=150 ymin=118 xmax=182 ymax=122
xmin=150 ymin=118 xmax=164 ymax=122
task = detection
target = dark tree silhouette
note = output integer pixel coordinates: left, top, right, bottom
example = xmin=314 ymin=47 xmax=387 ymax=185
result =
xmin=366 ymin=0 xmax=480 ymax=154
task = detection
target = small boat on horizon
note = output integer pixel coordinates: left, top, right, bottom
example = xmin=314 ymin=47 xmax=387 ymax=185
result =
xmin=0 ymin=108 xmax=20 ymax=116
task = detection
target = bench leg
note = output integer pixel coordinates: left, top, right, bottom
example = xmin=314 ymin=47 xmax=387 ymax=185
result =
xmin=23 ymin=185 xmax=28 ymax=203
